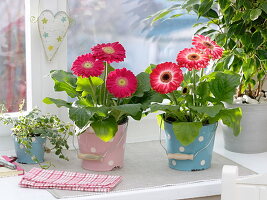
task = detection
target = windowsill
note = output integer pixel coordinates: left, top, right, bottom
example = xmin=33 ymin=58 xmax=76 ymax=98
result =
xmin=1 ymin=126 xmax=266 ymax=200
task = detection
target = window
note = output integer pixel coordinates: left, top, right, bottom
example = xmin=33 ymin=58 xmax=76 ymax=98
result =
xmin=67 ymin=0 xmax=198 ymax=73
xmin=0 ymin=1 xmax=26 ymax=112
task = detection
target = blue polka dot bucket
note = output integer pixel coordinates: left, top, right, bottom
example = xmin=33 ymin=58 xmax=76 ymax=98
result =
xmin=164 ymin=122 xmax=217 ymax=171
xmin=13 ymin=136 xmax=46 ymax=164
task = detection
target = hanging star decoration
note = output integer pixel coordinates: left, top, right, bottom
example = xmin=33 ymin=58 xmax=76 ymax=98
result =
xmin=48 ymin=46 xmax=54 ymax=51
xmin=61 ymin=17 xmax=67 ymax=22
xmin=57 ymin=36 xmax=63 ymax=42
xmin=42 ymin=18 xmax=48 ymax=24
xmin=43 ymin=32 xmax=49 ymax=38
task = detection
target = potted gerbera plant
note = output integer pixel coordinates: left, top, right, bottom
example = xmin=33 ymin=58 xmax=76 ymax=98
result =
xmin=44 ymin=42 xmax=162 ymax=171
xmin=148 ymin=35 xmax=242 ymax=171
xmin=148 ymin=0 xmax=267 ymax=153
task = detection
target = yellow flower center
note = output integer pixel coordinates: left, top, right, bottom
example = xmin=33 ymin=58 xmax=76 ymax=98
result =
xmin=203 ymin=41 xmax=214 ymax=49
xmin=83 ymin=61 xmax=93 ymax=69
xmin=187 ymin=53 xmax=200 ymax=61
xmin=117 ymin=78 xmax=127 ymax=86
xmin=160 ymin=72 xmax=172 ymax=83
xmin=102 ymin=46 xmax=115 ymax=54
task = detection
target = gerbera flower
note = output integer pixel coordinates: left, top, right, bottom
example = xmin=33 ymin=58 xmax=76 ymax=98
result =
xmin=71 ymin=53 xmax=104 ymax=77
xmin=192 ymin=35 xmax=223 ymax=59
xmin=176 ymin=48 xmax=210 ymax=71
xmin=106 ymin=68 xmax=137 ymax=98
xmin=91 ymin=42 xmax=126 ymax=63
xmin=150 ymin=62 xmax=183 ymax=94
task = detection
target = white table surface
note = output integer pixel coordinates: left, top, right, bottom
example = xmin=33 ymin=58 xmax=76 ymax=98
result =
xmin=0 ymin=128 xmax=267 ymax=200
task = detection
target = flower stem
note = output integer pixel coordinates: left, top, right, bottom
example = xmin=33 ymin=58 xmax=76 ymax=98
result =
xmin=102 ymin=62 xmax=109 ymax=106
xmin=88 ymin=77 xmax=97 ymax=106
xmin=193 ymin=69 xmax=197 ymax=106
xmin=170 ymin=92 xmax=178 ymax=105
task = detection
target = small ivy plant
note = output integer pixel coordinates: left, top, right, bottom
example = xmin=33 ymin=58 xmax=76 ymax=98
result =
xmin=0 ymin=106 xmax=73 ymax=164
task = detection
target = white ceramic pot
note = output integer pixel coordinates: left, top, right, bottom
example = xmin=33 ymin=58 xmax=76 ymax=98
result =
xmin=222 ymin=103 xmax=267 ymax=153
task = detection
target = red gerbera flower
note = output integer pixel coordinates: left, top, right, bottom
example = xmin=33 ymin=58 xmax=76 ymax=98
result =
xmin=150 ymin=62 xmax=183 ymax=94
xmin=71 ymin=53 xmax=104 ymax=77
xmin=192 ymin=35 xmax=223 ymax=60
xmin=106 ymin=68 xmax=137 ymax=98
xmin=91 ymin=42 xmax=126 ymax=63
xmin=176 ymin=48 xmax=210 ymax=71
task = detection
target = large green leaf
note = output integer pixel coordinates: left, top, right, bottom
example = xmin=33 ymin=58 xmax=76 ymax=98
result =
xmin=211 ymin=108 xmax=242 ymax=136
xmin=262 ymin=2 xmax=267 ymax=14
xmin=51 ymin=70 xmax=77 ymax=98
xmin=68 ymin=107 xmax=92 ymax=129
xmin=150 ymin=104 xmax=187 ymax=121
xmin=134 ymin=72 xmax=151 ymax=97
xmin=145 ymin=64 xmax=156 ymax=74
xmin=208 ymin=72 xmax=240 ymax=103
xmin=91 ymin=116 xmax=118 ymax=142
xmin=218 ymin=0 xmax=230 ymax=10
xmin=172 ymin=122 xmax=202 ymax=146
xmin=196 ymin=82 xmax=210 ymax=100
xmin=43 ymin=97 xmax=71 ymax=108
xmin=190 ymin=104 xmax=223 ymax=117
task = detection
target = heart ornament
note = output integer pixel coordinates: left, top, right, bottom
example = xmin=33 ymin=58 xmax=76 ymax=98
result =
xmin=38 ymin=10 xmax=70 ymax=61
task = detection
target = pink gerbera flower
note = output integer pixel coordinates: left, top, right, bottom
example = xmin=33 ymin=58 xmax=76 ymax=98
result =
xmin=192 ymin=35 xmax=223 ymax=59
xmin=106 ymin=68 xmax=137 ymax=98
xmin=91 ymin=42 xmax=126 ymax=63
xmin=150 ymin=62 xmax=183 ymax=94
xmin=71 ymin=53 xmax=104 ymax=77
xmin=176 ymin=48 xmax=210 ymax=71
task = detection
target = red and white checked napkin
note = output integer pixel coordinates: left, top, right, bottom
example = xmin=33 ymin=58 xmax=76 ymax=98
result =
xmin=19 ymin=168 xmax=122 ymax=192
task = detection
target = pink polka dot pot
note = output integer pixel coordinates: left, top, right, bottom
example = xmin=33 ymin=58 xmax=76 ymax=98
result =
xmin=78 ymin=123 xmax=128 ymax=171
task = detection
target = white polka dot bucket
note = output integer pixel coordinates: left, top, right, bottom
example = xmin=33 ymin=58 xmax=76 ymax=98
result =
xmin=164 ymin=122 xmax=217 ymax=171
xmin=78 ymin=122 xmax=128 ymax=171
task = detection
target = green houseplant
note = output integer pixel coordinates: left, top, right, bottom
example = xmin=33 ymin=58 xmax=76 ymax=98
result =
xmin=147 ymin=35 xmax=241 ymax=171
xmin=43 ymin=42 xmax=162 ymax=171
xmin=0 ymin=106 xmax=73 ymax=164
xmin=148 ymin=0 xmax=267 ymax=153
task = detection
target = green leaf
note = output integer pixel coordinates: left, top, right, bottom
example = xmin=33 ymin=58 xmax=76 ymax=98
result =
xmin=150 ymin=104 xmax=187 ymax=121
xmin=181 ymin=0 xmax=199 ymax=9
xmin=172 ymin=122 xmax=202 ymax=146
xmin=250 ymin=8 xmax=262 ymax=21
xmin=252 ymin=31 xmax=264 ymax=49
xmin=190 ymin=104 xmax=223 ymax=117
xmin=145 ymin=64 xmax=156 ymax=74
xmin=198 ymin=0 xmax=213 ymax=17
xmin=196 ymin=82 xmax=210 ymax=100
xmin=91 ymin=116 xmax=118 ymax=142
xmin=223 ymin=54 xmax=235 ymax=69
xmin=262 ymin=2 xmax=267 ymax=14
xmin=152 ymin=10 xmax=172 ymax=23
xmin=208 ymin=72 xmax=240 ymax=103
xmin=68 ymin=107 xmax=92 ymax=129
xmin=112 ymin=104 xmax=142 ymax=118
xmin=134 ymin=72 xmax=151 ymax=97
xmin=202 ymin=9 xmax=219 ymax=18
xmin=212 ymin=108 xmax=242 ymax=136
xmin=169 ymin=14 xmax=183 ymax=19
xmin=51 ymin=70 xmax=77 ymax=98
xmin=218 ymin=0 xmax=230 ymax=10
xmin=257 ymin=50 xmax=267 ymax=60
xmin=76 ymin=76 xmax=103 ymax=92
xmin=43 ymin=97 xmax=71 ymax=108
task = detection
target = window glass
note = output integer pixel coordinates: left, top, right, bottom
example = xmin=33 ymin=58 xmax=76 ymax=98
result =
xmin=0 ymin=1 xmax=26 ymax=112
xmin=68 ymin=0 xmax=199 ymax=74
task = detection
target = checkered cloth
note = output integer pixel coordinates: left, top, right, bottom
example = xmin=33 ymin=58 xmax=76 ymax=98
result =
xmin=19 ymin=168 xmax=122 ymax=192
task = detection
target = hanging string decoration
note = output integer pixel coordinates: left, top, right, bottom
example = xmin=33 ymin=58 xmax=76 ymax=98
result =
xmin=38 ymin=10 xmax=70 ymax=61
